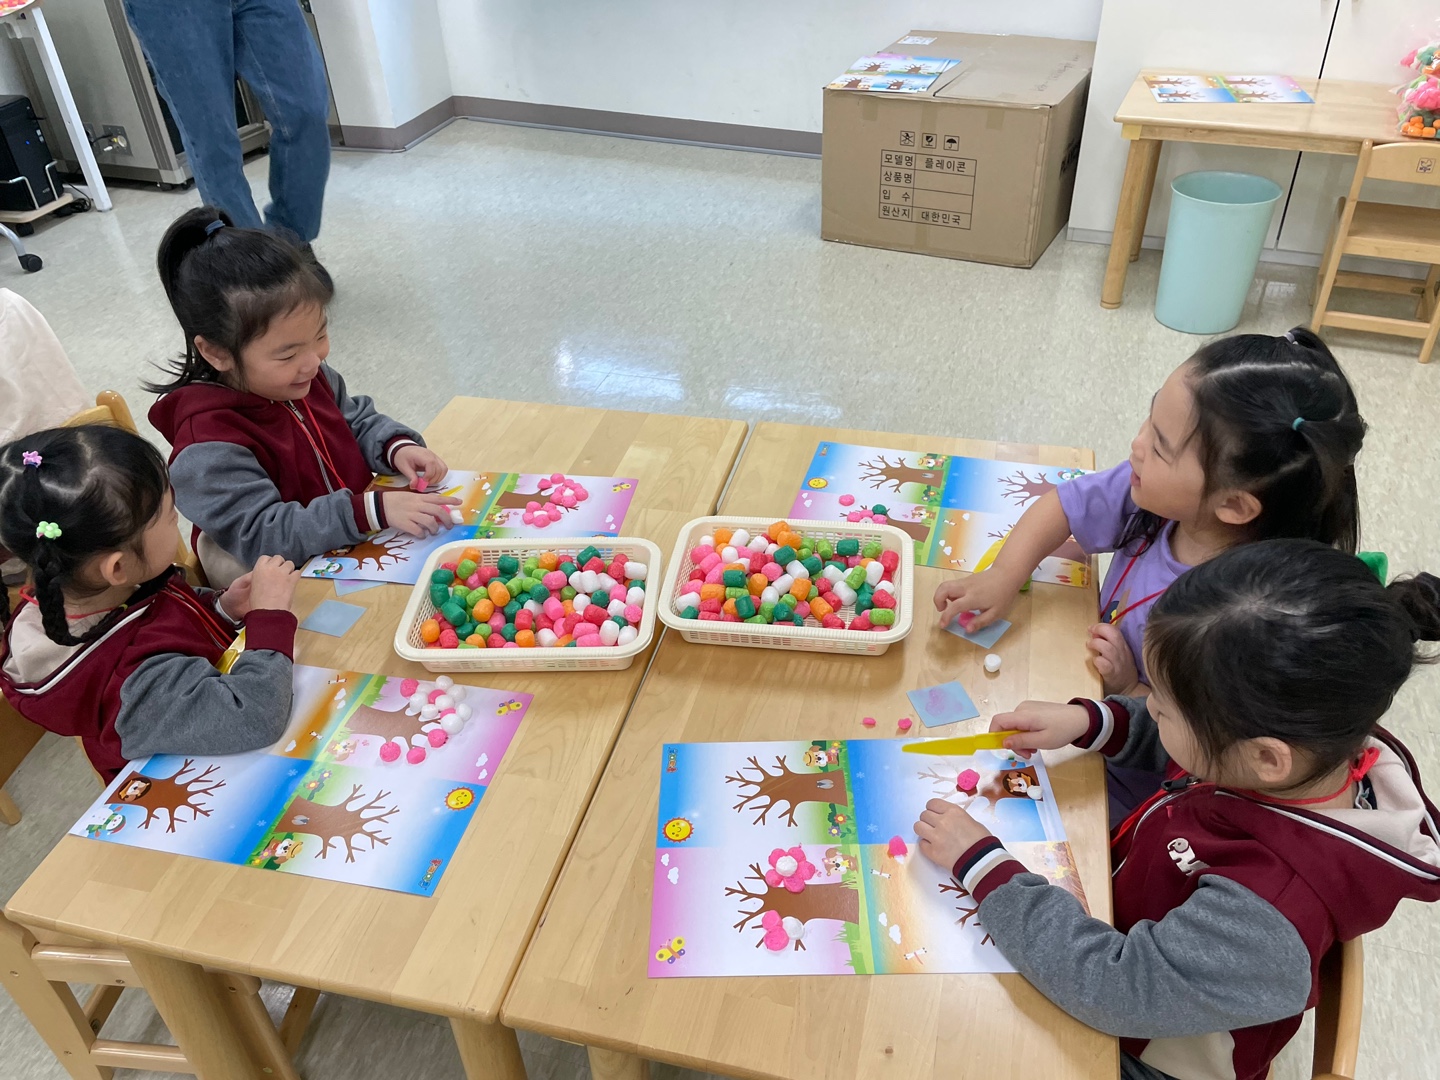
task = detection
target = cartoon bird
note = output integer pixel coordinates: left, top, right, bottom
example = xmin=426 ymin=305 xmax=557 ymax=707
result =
xmin=654 ymin=936 xmax=687 ymax=964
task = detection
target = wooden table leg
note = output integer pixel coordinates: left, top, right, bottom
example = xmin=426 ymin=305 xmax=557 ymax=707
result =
xmin=451 ymin=1016 xmax=528 ymax=1080
xmin=1102 ymin=137 xmax=1162 ymax=309
xmin=0 ymin=788 xmax=20 ymax=825
xmin=0 ymin=918 xmax=109 ymax=1080
xmin=1131 ymin=143 xmax=1161 ymax=262
xmin=124 ymin=950 xmax=261 ymax=1080
xmin=588 ymin=1046 xmax=650 ymax=1080
xmin=211 ymin=971 xmax=301 ymax=1080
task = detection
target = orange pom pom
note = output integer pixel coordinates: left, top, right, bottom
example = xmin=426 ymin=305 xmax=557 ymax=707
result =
xmin=461 ymin=547 xmax=483 ymax=565
xmin=769 ymin=521 xmax=790 ymax=540
xmin=515 ymin=629 xmax=536 ymax=647
xmin=465 ymin=633 xmax=486 ymax=646
xmin=810 ymin=597 xmax=834 ymax=621
xmin=420 ymin=619 xmax=440 ymax=644
xmin=748 ymin=573 xmax=768 ymax=595
xmin=712 ymin=527 xmax=734 ymax=547
xmin=722 ymin=598 xmax=738 ymax=616
xmin=487 ymin=581 xmax=511 ymax=607
xmin=700 ymin=582 xmax=726 ymax=601
xmin=470 ymin=598 xmax=495 ymax=622
xmin=537 ymin=551 xmax=559 ymax=571
xmin=789 ymin=578 xmax=811 ymax=601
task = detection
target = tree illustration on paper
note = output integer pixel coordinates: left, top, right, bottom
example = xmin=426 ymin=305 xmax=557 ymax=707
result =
xmin=886 ymin=513 xmax=935 ymax=545
xmin=114 ymin=759 xmax=224 ymax=833
xmin=725 ymin=755 xmax=849 ymax=826
xmin=938 ymin=879 xmax=995 ymax=946
xmin=726 ymin=861 xmax=860 ymax=950
xmin=998 ymin=470 xmax=1057 ymax=507
xmin=277 ymin=783 xmax=398 ymax=862
xmin=856 ymin=454 xmax=945 ymax=494
xmin=329 ymin=703 xmax=426 ymax=760
xmin=329 ymin=533 xmax=415 ymax=573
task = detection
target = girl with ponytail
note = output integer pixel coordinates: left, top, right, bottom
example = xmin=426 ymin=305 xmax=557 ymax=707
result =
xmin=146 ymin=206 xmax=456 ymax=587
xmin=0 ymin=426 xmax=300 ymax=780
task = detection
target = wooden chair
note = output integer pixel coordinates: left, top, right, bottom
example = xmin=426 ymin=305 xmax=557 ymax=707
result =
xmin=61 ymin=390 xmax=205 ymax=586
xmin=0 ymin=914 xmax=319 ymax=1080
xmin=1270 ymin=935 xmax=1364 ymax=1080
xmin=1312 ymin=140 xmax=1440 ymax=363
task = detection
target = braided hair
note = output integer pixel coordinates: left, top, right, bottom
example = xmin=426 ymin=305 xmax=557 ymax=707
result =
xmin=1119 ymin=325 xmax=1366 ymax=554
xmin=0 ymin=426 xmax=170 ymax=645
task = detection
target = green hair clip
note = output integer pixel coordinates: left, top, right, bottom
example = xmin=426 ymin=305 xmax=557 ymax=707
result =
xmin=1357 ymin=550 xmax=1388 ymax=585
xmin=34 ymin=521 xmax=61 ymax=540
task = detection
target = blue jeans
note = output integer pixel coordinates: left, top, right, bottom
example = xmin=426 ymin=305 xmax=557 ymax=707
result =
xmin=123 ymin=0 xmax=330 ymax=241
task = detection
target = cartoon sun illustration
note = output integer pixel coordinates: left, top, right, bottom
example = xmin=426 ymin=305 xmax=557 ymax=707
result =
xmin=663 ymin=817 xmax=693 ymax=842
xmin=445 ymin=787 xmax=476 ymax=810
xmin=807 ymin=477 xmax=828 ymax=489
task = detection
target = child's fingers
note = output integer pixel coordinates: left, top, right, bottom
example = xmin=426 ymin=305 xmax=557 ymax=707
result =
xmin=960 ymin=605 xmax=999 ymax=632
xmin=938 ymin=599 xmax=974 ymax=628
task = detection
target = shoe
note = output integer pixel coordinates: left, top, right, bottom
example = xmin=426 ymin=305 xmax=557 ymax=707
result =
xmin=300 ymin=243 xmax=334 ymax=293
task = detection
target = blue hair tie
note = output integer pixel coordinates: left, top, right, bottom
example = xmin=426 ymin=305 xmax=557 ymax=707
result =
xmin=1292 ymin=417 xmax=1306 ymax=431
xmin=204 ymin=220 xmax=225 ymax=236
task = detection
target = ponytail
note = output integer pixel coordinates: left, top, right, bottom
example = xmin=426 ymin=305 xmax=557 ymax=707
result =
xmin=146 ymin=205 xmax=332 ymax=395
xmin=0 ymin=427 xmax=171 ymax=646
xmin=1389 ymin=572 xmax=1440 ymax=643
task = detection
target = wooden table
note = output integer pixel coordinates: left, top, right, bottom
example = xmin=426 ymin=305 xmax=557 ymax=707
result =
xmin=4 ymin=399 xmax=746 ymax=1080
xmin=1103 ymin=73 xmax=1403 ymax=309
xmin=503 ymin=422 xmax=1116 ymax=1080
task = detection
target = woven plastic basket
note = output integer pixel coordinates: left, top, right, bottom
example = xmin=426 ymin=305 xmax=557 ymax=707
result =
xmin=656 ymin=516 xmax=914 ymax=655
xmin=394 ymin=536 xmax=662 ymax=672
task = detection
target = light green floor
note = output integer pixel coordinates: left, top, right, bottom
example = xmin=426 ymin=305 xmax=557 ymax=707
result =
xmin=2 ymin=119 xmax=1437 ymax=1080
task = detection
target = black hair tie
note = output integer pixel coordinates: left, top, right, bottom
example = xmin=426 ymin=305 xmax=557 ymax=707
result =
xmin=204 ymin=220 xmax=225 ymax=237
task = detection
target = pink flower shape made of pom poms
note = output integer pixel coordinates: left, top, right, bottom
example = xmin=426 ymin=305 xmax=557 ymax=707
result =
xmin=765 ymin=846 xmax=816 ymax=893
xmin=760 ymin=910 xmax=791 ymax=951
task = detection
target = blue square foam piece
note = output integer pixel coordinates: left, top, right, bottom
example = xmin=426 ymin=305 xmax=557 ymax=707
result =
xmin=300 ymin=600 xmax=366 ymax=637
xmin=944 ymin=617 xmax=1011 ymax=649
xmin=906 ymin=681 xmax=981 ymax=728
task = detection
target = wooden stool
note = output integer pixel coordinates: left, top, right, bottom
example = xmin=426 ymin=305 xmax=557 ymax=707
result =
xmin=0 ymin=915 xmax=318 ymax=1079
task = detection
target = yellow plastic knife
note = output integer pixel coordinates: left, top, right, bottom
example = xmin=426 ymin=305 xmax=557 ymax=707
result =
xmin=901 ymin=731 xmax=1019 ymax=755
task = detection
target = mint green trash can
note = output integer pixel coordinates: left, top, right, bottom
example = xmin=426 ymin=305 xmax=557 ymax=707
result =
xmin=1154 ymin=171 xmax=1283 ymax=334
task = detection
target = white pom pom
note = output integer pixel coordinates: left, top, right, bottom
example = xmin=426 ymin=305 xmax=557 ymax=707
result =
xmin=599 ymin=620 xmax=620 ymax=646
xmin=568 ymin=570 xmax=585 ymax=590
xmin=618 ymin=625 xmax=639 ymax=645
xmin=449 ymin=507 xmax=465 ymax=525
xmin=875 ymin=580 xmax=895 ymax=594
xmin=455 ymin=702 xmax=472 ymax=720
xmin=760 ymin=586 xmax=780 ymax=604
xmin=984 ymin=653 xmax=1002 ymax=673
xmin=537 ymin=628 xmax=558 ymax=647
xmin=624 ymin=561 xmax=648 ymax=581
xmin=786 ymin=560 xmax=809 ymax=579
xmin=865 ymin=561 xmax=883 ymax=586
xmin=823 ymin=565 xmax=844 ymax=583
xmin=435 ymin=675 xmax=453 ymax=691
xmin=748 ymin=536 xmax=768 ymax=552
xmin=626 ymin=586 xmax=645 ymax=606
xmin=781 ymin=916 xmax=804 ymax=940
xmin=440 ymin=713 xmax=465 ymax=734
xmin=434 ymin=694 xmax=455 ymax=711
xmin=449 ymin=685 xmax=467 ymax=702
xmin=598 ymin=573 xmax=617 ymax=591
xmin=731 ymin=529 xmax=750 ymax=547
xmin=607 ymin=599 xmax=626 ymax=618
xmin=775 ymin=574 xmax=794 ymax=594
xmin=699 ymin=534 xmax=714 ymax=549
xmin=420 ymin=704 xmax=440 ymax=720
xmin=573 ymin=594 xmax=590 ymax=613
xmin=407 ymin=693 xmax=427 ymax=713
xmin=775 ymin=855 xmax=798 ymax=876
xmin=721 ymin=545 xmax=738 ymax=563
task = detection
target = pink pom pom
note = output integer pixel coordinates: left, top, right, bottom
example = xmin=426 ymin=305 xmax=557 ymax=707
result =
xmin=795 ymin=601 xmax=811 ymax=619
xmin=584 ymin=606 xmax=608 ymax=626
xmin=610 ymin=584 xmax=628 ymax=602
xmin=515 ymin=610 xmax=534 ymax=632
xmin=543 ymin=596 xmax=565 ymax=620
xmin=428 ymin=689 xmax=445 ymax=703
xmin=399 ymin=678 xmax=419 ymax=697
xmin=406 ymin=746 xmax=427 ymax=764
xmin=680 ymin=579 xmax=702 ymax=595
xmin=957 ymin=769 xmax=980 ymax=794
xmin=526 ymin=500 xmax=540 ymax=512
xmin=762 ymin=562 xmax=784 ymax=582
xmin=487 ymin=633 xmax=505 ymax=648
xmin=489 ymin=613 xmax=507 ymax=631
xmin=465 ymin=572 xmax=482 ymax=588
xmin=624 ymin=603 xmax=644 ymax=623
xmin=438 ymin=629 xmax=459 ymax=649
xmin=897 ymin=717 xmax=912 ymax=731
xmin=427 ymin=729 xmax=448 ymax=748
xmin=378 ymin=742 xmax=401 ymax=762
xmin=502 ymin=641 xmax=519 ymax=648
xmin=699 ymin=552 xmax=722 ymax=573
xmin=705 ymin=565 xmax=725 ymax=584
xmin=822 ymin=613 xmax=845 ymax=629
xmin=763 ymin=926 xmax=789 ymax=951
xmin=874 ymin=514 xmax=888 ymax=524
xmin=550 ymin=472 xmax=565 ymax=484
xmin=887 ymin=836 xmax=909 ymax=857
xmin=522 ymin=511 xmax=536 ymax=525
xmin=573 ymin=486 xmax=588 ymax=500
xmin=560 ymin=493 xmax=578 ymax=508
xmin=689 ymin=545 xmax=714 ymax=563
xmin=838 ymin=494 xmax=855 ymax=506
xmin=861 ymin=716 xmax=876 ymax=727
xmin=537 ymin=478 xmax=553 ymax=490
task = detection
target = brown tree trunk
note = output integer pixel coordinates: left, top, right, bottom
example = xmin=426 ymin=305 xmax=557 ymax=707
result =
xmin=278 ymin=784 xmax=398 ymax=863
xmin=123 ymin=760 xmax=224 ymax=833
xmin=887 ymin=517 xmax=932 ymax=544
xmin=764 ymin=880 xmax=859 ymax=926
xmin=858 ymin=456 xmax=944 ymax=493
xmin=345 ymin=704 xmax=424 ymax=744
xmin=333 ymin=533 xmax=414 ymax=573
xmin=726 ymin=755 xmax=849 ymax=826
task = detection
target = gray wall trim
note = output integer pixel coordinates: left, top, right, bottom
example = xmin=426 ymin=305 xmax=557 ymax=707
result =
xmin=340 ymin=95 xmax=821 ymax=157
xmin=340 ymin=98 xmax=457 ymax=151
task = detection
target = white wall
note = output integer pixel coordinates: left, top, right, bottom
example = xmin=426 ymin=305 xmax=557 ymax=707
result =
xmin=433 ymin=0 xmax=1103 ymax=132
xmin=312 ymin=0 xmax=451 ymax=131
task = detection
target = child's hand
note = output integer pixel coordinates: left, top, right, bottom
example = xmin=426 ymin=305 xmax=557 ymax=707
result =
xmin=383 ymin=491 xmax=461 ymax=536
xmin=933 ymin=568 xmax=1022 ymax=631
xmin=915 ymin=798 xmax=994 ymax=872
xmin=219 ymin=572 xmax=253 ymax=621
xmin=1087 ymin=622 xmax=1141 ymax=696
xmin=990 ymin=701 xmax=1091 ymax=758
xmin=247 ymin=555 xmax=301 ymax=613
xmin=393 ymin=445 xmax=448 ymax=491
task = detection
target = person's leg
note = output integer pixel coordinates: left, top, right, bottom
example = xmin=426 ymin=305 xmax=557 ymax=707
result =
xmin=121 ymin=0 xmax=263 ymax=228
xmin=231 ymin=0 xmax=330 ymax=242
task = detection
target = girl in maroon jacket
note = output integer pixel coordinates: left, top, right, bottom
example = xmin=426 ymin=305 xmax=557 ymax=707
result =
xmin=146 ymin=207 xmax=459 ymax=586
xmin=0 ymin=426 xmax=301 ymax=781
xmin=917 ymin=540 xmax=1440 ymax=1080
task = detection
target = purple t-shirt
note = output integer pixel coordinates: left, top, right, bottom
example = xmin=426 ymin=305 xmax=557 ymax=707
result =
xmin=1056 ymin=461 xmax=1187 ymax=683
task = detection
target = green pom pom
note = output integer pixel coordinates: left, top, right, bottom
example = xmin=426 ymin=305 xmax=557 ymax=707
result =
xmin=459 ymin=642 xmax=479 ymax=649
xmin=845 ymin=566 xmax=866 ymax=589
xmin=591 ymin=590 xmax=611 ymax=607
xmin=870 ymin=504 xmax=888 ymax=516
xmin=455 ymin=558 xmax=477 ymax=579
xmin=529 ymin=585 xmax=550 ymax=603
xmin=561 ymin=585 xmax=577 ymax=600
xmin=779 ymin=593 xmax=798 ymax=609
xmin=816 ymin=539 xmax=834 ymax=559
xmin=440 ymin=601 xmax=467 ymax=626
xmin=457 ymin=621 xmax=477 ymax=639
xmin=497 ymin=555 xmax=519 ymax=576
xmin=431 ymin=568 xmax=455 ymax=585
xmin=503 ymin=599 xmax=522 ymax=618
xmin=801 ymin=554 xmax=823 ymax=576
xmin=836 ymin=538 xmax=859 ymax=557
xmin=559 ymin=561 xmax=577 ymax=577
xmin=745 ymin=614 xmax=769 ymax=624
xmin=578 ymin=545 xmax=600 ymax=565
xmin=760 ymin=600 xmax=777 ymax=621
xmin=429 ymin=585 xmax=450 ymax=607
xmin=722 ymin=569 xmax=746 ymax=588
xmin=798 ymin=545 xmax=813 ymax=561
xmin=724 ymin=586 xmax=748 ymax=600
xmin=773 ymin=545 xmax=796 ymax=566
xmin=501 ymin=623 xmax=518 ymax=641
xmin=861 ymin=541 xmax=881 ymax=559
xmin=735 ymin=595 xmax=756 ymax=618
xmin=870 ymin=608 xmax=896 ymax=626
xmin=523 ymin=556 xmax=540 ymax=575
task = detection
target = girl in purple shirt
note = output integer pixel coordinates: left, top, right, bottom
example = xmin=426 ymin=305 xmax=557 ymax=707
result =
xmin=936 ymin=326 xmax=1365 ymax=698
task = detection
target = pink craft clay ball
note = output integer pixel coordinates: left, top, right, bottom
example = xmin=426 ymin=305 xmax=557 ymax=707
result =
xmin=406 ymin=746 xmax=427 ymax=764
xmin=379 ymin=742 xmax=401 ymax=762
xmin=427 ymin=729 xmax=448 ymax=748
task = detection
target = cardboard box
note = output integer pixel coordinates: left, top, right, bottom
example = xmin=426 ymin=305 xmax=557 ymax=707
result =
xmin=822 ymin=32 xmax=1094 ymax=267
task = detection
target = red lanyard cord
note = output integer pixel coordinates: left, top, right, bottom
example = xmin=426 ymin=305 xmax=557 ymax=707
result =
xmin=1103 ymin=538 xmax=1168 ymax=625
xmin=286 ymin=399 xmax=346 ymax=491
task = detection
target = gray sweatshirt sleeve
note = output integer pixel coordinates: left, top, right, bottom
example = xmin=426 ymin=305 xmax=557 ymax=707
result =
xmin=114 ymin=649 xmax=293 ymax=760
xmin=1105 ymin=692 xmax=1172 ymax=774
xmin=977 ymin=871 xmax=1312 ymax=1039
xmin=323 ymin=364 xmax=422 ymax=475
xmin=170 ymin=440 xmax=367 ymax=566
